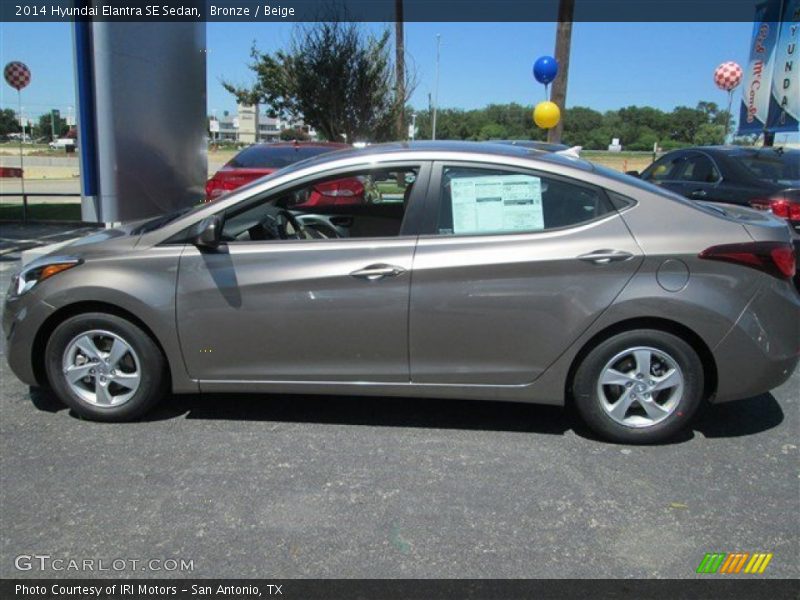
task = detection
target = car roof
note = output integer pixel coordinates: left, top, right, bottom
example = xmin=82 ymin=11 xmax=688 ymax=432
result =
xmin=239 ymin=141 xmax=350 ymax=149
xmin=490 ymin=140 xmax=571 ymax=152
xmin=288 ymin=140 xmax=594 ymax=172
xmin=677 ymin=145 xmax=799 ymax=158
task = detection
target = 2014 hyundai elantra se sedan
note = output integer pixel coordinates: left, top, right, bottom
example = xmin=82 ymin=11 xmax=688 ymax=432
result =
xmin=4 ymin=142 xmax=799 ymax=443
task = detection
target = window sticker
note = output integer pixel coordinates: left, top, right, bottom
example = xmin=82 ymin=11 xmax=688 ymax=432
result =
xmin=450 ymin=174 xmax=544 ymax=234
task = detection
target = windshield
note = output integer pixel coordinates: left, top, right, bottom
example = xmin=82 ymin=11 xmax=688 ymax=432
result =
xmin=731 ymin=150 xmax=800 ymax=185
xmin=131 ymin=205 xmax=199 ymax=234
xmin=226 ymin=144 xmax=346 ymax=169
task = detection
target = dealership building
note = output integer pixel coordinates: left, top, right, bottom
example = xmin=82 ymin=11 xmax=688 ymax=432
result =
xmin=211 ymin=104 xmax=318 ymax=143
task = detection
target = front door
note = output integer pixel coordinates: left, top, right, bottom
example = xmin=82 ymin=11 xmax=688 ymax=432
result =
xmin=176 ymin=163 xmax=428 ymax=383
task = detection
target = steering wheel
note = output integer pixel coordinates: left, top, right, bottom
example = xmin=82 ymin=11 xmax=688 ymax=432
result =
xmin=259 ymin=209 xmax=310 ymax=240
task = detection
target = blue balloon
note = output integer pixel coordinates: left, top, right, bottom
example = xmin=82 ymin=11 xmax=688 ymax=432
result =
xmin=533 ymin=56 xmax=558 ymax=85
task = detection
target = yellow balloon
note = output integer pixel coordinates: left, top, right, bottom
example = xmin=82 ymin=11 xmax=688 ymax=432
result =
xmin=533 ymin=101 xmax=560 ymax=129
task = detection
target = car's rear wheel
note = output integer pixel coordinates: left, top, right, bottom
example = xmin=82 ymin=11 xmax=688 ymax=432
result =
xmin=45 ymin=313 xmax=167 ymax=421
xmin=572 ymin=329 xmax=704 ymax=444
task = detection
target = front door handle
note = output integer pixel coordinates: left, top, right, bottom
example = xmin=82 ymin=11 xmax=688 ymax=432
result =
xmin=578 ymin=250 xmax=634 ymax=265
xmin=691 ymin=189 xmax=708 ymax=198
xmin=350 ymin=264 xmax=406 ymax=281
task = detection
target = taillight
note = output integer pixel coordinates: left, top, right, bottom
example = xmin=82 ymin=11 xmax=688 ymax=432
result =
xmin=314 ymin=178 xmax=365 ymax=198
xmin=205 ymin=172 xmax=256 ymax=201
xmin=205 ymin=178 xmax=224 ymax=201
xmin=700 ymin=241 xmax=797 ymax=279
xmin=749 ymin=197 xmax=800 ymax=221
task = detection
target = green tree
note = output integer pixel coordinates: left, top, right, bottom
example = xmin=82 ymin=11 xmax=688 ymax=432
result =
xmin=279 ymin=127 xmax=311 ymax=141
xmin=693 ymin=123 xmax=726 ymax=146
xmin=224 ymin=21 xmax=414 ymax=143
xmin=0 ymin=108 xmax=21 ymax=136
xmin=668 ymin=106 xmax=707 ymax=143
xmin=478 ymin=123 xmax=508 ymax=140
xmin=33 ymin=111 xmax=68 ymax=141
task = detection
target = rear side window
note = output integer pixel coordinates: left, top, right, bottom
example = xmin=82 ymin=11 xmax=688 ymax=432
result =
xmin=436 ymin=166 xmax=614 ymax=235
xmin=227 ymin=145 xmax=342 ymax=169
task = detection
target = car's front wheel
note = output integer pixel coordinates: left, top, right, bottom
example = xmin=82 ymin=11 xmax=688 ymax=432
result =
xmin=45 ymin=312 xmax=167 ymax=421
xmin=572 ymin=329 xmax=704 ymax=444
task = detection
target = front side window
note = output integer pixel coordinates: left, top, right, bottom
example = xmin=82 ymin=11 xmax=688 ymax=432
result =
xmin=672 ymin=154 xmax=720 ymax=183
xmin=220 ymin=166 xmax=420 ymax=242
xmin=641 ymin=153 xmax=684 ymax=182
xmin=435 ymin=166 xmax=613 ymax=236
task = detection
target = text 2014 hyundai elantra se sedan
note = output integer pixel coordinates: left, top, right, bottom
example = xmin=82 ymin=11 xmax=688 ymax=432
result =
xmin=4 ymin=142 xmax=799 ymax=443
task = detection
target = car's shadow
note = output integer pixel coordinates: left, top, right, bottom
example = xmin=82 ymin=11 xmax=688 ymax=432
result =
xmin=30 ymin=386 xmax=785 ymax=444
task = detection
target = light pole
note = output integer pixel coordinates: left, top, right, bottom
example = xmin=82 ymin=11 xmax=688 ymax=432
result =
xmin=432 ymin=33 xmax=441 ymax=141
xmin=411 ymin=112 xmax=417 ymax=141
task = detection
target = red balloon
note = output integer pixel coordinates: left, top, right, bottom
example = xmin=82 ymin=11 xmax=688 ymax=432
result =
xmin=714 ymin=62 xmax=742 ymax=92
xmin=4 ymin=61 xmax=31 ymax=91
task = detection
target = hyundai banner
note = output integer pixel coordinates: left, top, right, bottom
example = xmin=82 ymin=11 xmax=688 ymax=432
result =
xmin=765 ymin=0 xmax=800 ymax=132
xmin=738 ymin=0 xmax=783 ymax=134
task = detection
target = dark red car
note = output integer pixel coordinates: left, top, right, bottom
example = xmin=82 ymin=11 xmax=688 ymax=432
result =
xmin=206 ymin=141 xmax=355 ymax=203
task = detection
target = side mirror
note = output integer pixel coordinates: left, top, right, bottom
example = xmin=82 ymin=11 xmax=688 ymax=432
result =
xmin=625 ymin=170 xmax=641 ymax=178
xmin=192 ymin=215 xmax=223 ymax=249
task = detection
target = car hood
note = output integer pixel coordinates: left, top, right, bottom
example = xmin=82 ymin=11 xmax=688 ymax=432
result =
xmin=21 ymin=224 xmax=141 ymax=267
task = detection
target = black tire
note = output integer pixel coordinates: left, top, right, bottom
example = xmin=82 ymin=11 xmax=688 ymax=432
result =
xmin=572 ymin=329 xmax=704 ymax=444
xmin=44 ymin=312 xmax=167 ymax=421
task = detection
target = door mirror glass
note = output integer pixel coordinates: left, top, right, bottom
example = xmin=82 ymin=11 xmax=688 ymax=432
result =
xmin=193 ymin=215 xmax=223 ymax=249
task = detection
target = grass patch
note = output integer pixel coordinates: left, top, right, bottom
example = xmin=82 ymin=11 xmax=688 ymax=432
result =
xmin=0 ymin=202 xmax=83 ymax=221
xmin=376 ymin=182 xmax=406 ymax=195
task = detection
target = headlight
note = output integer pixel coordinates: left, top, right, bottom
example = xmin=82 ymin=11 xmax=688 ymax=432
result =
xmin=12 ymin=258 xmax=82 ymax=296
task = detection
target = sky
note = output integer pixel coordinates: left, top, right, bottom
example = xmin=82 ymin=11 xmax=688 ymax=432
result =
xmin=0 ymin=20 xmax=774 ymax=127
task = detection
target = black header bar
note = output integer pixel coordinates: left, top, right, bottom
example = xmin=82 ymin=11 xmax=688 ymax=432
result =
xmin=2 ymin=579 xmax=800 ymax=600
xmin=1 ymin=1 xmax=773 ymax=23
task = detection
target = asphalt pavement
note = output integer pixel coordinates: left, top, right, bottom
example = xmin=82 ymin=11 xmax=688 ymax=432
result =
xmin=0 ymin=228 xmax=798 ymax=579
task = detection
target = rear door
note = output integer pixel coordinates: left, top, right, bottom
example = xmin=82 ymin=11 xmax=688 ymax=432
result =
xmin=409 ymin=162 xmax=643 ymax=385
xmin=667 ymin=151 xmax=724 ymax=202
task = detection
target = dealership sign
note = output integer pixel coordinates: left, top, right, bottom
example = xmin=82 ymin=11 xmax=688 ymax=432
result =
xmin=738 ymin=0 xmax=800 ymax=134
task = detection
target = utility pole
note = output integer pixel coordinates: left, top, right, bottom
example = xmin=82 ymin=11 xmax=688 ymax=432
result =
xmin=432 ymin=33 xmax=441 ymax=140
xmin=395 ymin=0 xmax=405 ymax=141
xmin=548 ymin=0 xmax=574 ymax=144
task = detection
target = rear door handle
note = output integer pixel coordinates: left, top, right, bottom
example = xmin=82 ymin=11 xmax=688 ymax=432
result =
xmin=691 ymin=189 xmax=708 ymax=198
xmin=350 ymin=263 xmax=406 ymax=281
xmin=578 ymin=250 xmax=634 ymax=265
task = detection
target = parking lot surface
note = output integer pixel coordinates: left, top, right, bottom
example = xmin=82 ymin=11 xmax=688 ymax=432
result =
xmin=0 ymin=243 xmax=797 ymax=579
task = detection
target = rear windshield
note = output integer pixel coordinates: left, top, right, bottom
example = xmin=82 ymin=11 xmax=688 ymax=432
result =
xmin=227 ymin=145 xmax=343 ymax=169
xmin=731 ymin=150 xmax=800 ymax=186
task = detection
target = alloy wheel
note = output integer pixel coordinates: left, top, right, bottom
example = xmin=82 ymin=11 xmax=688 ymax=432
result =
xmin=62 ymin=330 xmax=142 ymax=407
xmin=596 ymin=346 xmax=684 ymax=428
